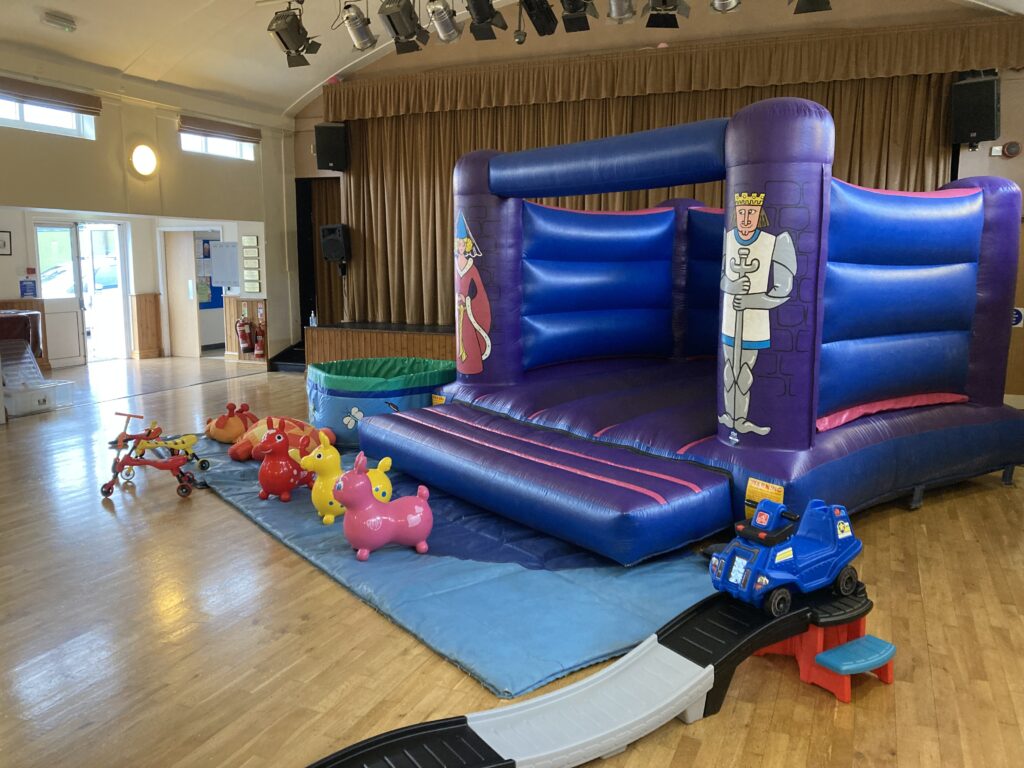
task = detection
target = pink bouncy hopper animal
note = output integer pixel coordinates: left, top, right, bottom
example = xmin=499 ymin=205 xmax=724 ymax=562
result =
xmin=333 ymin=451 xmax=433 ymax=561
xmin=253 ymin=417 xmax=314 ymax=502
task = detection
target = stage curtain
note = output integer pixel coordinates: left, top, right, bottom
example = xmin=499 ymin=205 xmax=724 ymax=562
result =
xmin=324 ymin=18 xmax=1021 ymax=121
xmin=338 ymin=73 xmax=955 ymax=325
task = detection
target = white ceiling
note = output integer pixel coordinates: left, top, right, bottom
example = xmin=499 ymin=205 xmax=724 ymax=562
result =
xmin=0 ymin=0 xmax=1003 ymax=120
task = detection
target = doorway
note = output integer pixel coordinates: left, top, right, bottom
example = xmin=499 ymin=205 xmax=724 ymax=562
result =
xmin=36 ymin=222 xmax=128 ymax=366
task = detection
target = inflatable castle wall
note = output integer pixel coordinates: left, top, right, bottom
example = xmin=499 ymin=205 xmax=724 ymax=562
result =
xmin=361 ymin=97 xmax=1024 ymax=565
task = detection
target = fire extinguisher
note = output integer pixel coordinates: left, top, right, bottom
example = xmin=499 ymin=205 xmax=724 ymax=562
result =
xmin=253 ymin=323 xmax=266 ymax=359
xmin=235 ymin=317 xmax=253 ymax=354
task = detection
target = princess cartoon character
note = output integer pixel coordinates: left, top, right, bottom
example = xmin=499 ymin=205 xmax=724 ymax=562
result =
xmin=454 ymin=210 xmax=492 ymax=376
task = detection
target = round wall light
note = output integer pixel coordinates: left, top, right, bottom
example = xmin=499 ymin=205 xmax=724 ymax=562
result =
xmin=131 ymin=144 xmax=158 ymax=176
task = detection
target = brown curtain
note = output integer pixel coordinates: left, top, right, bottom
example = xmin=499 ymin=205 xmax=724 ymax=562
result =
xmin=311 ymin=178 xmax=345 ymax=324
xmin=325 ymin=18 xmax=1022 ymax=120
xmin=339 ymin=73 xmax=954 ymax=325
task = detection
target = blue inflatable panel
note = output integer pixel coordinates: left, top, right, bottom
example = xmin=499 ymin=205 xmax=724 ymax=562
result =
xmin=521 ymin=203 xmax=675 ymax=370
xmin=823 ymin=262 xmax=979 ymax=343
xmin=521 ymin=203 xmax=676 ymax=262
xmin=818 ymin=331 xmax=969 ymax=415
xmin=687 ymin=403 xmax=1024 ymax=524
xmin=829 ymin=180 xmax=984 ymax=266
xmin=523 ymin=309 xmax=673 ymax=370
xmin=682 ymin=208 xmax=725 ymax=357
xmin=359 ymin=404 xmax=733 ymax=566
xmin=521 ymin=260 xmax=671 ymax=314
xmin=489 ymin=119 xmax=728 ymax=199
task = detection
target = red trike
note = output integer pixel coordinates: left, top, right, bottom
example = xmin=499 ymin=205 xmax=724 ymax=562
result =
xmin=101 ymin=412 xmax=196 ymax=498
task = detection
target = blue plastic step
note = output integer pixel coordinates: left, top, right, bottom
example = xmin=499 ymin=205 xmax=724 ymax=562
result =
xmin=815 ymin=634 xmax=895 ymax=675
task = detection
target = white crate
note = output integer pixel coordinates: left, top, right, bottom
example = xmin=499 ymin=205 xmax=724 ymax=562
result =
xmin=3 ymin=380 xmax=74 ymax=417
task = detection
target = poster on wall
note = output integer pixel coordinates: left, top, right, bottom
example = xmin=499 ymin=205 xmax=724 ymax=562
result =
xmin=195 ymin=237 xmax=224 ymax=310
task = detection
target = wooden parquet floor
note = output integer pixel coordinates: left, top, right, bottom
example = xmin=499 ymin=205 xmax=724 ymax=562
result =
xmin=1 ymin=361 xmax=1022 ymax=767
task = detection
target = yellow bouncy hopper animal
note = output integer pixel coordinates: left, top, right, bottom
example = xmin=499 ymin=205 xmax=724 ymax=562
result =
xmin=291 ymin=434 xmax=393 ymax=525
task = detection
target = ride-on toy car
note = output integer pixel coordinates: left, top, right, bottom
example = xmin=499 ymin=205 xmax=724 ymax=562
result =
xmin=709 ymin=498 xmax=863 ymax=617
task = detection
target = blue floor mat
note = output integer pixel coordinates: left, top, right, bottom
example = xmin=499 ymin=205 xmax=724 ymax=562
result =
xmin=199 ymin=439 xmax=716 ymax=698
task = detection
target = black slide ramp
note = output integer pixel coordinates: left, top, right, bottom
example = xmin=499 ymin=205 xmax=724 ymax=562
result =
xmin=656 ymin=587 xmax=873 ymax=716
xmin=308 ymin=716 xmax=513 ymax=768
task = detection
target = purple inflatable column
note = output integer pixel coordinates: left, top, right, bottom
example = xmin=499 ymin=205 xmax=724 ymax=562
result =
xmin=452 ymin=150 xmax=524 ymax=388
xmin=942 ymin=176 xmax=1022 ymax=406
xmin=718 ymin=98 xmax=835 ymax=451
xmin=657 ymin=197 xmax=704 ymax=357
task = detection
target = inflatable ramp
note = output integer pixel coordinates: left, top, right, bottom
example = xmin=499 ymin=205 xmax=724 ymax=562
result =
xmin=309 ymin=588 xmax=872 ymax=768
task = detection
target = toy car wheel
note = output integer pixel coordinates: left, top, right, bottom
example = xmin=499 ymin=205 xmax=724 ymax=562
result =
xmin=198 ymin=459 xmax=211 ymax=471
xmin=834 ymin=565 xmax=858 ymax=597
xmin=176 ymin=483 xmax=192 ymax=498
xmin=184 ymin=472 xmax=196 ymax=485
xmin=100 ymin=483 xmax=114 ymax=497
xmin=766 ymin=587 xmax=793 ymax=618
xmin=120 ymin=466 xmax=135 ymax=481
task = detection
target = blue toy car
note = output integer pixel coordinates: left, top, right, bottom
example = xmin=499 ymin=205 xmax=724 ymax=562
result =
xmin=709 ymin=498 xmax=863 ymax=617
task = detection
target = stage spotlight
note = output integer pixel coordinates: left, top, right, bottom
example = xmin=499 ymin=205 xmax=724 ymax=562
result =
xmin=465 ymin=0 xmax=507 ymax=40
xmin=427 ymin=0 xmax=462 ymax=41
xmin=709 ymin=0 xmax=739 ymax=11
xmin=560 ymin=0 xmax=598 ymax=32
xmin=607 ymin=0 xmax=636 ymax=23
xmin=643 ymin=0 xmax=689 ymax=28
xmin=340 ymin=3 xmax=378 ymax=51
xmin=790 ymin=0 xmax=831 ymax=12
xmin=378 ymin=0 xmax=430 ymax=53
xmin=268 ymin=1 xmax=321 ymax=67
xmin=520 ymin=0 xmax=558 ymax=36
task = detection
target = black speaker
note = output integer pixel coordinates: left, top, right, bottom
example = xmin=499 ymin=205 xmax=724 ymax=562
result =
xmin=320 ymin=224 xmax=350 ymax=271
xmin=951 ymin=76 xmax=1000 ymax=145
xmin=314 ymin=122 xmax=349 ymax=171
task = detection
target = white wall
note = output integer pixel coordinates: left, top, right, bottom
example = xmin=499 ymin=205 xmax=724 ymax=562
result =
xmin=0 ymin=89 xmax=299 ymax=352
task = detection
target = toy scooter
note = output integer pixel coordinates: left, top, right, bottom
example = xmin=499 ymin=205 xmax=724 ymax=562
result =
xmin=100 ymin=412 xmax=197 ymax=498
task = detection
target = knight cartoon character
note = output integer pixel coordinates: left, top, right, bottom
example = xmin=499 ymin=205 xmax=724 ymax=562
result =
xmin=719 ymin=192 xmax=797 ymax=438
xmin=454 ymin=210 xmax=492 ymax=375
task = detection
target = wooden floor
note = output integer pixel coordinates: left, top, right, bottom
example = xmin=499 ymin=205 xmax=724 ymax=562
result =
xmin=1 ymin=359 xmax=1023 ymax=767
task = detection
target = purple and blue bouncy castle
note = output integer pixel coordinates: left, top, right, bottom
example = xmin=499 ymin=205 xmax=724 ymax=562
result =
xmin=360 ymin=97 xmax=1024 ymax=566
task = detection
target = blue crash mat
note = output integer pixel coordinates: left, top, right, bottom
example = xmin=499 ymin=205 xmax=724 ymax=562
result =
xmin=199 ymin=439 xmax=716 ymax=698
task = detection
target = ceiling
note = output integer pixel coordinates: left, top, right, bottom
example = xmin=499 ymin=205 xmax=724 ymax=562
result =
xmin=0 ymin=0 xmax=1007 ymax=120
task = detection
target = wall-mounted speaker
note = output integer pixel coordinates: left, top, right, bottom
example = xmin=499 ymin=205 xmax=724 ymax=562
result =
xmin=314 ymin=122 xmax=349 ymax=171
xmin=320 ymin=224 xmax=351 ymax=275
xmin=951 ymin=76 xmax=1000 ymax=146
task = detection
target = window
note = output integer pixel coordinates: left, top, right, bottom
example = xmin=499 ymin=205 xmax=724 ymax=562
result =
xmin=179 ymin=131 xmax=255 ymax=161
xmin=0 ymin=97 xmax=95 ymax=140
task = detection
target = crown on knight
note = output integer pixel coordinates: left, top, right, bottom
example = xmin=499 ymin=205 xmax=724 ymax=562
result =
xmin=734 ymin=192 xmax=766 ymax=206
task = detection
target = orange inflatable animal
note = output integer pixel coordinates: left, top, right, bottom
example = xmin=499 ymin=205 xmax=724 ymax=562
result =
xmin=205 ymin=402 xmax=260 ymax=444
xmin=228 ymin=416 xmax=335 ymax=461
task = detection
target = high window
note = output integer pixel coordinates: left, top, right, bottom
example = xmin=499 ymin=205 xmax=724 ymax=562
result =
xmin=0 ymin=97 xmax=96 ymax=140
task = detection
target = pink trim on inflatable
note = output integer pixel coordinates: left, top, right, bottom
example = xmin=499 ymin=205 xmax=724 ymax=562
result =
xmin=434 ymin=409 xmax=702 ymax=493
xmin=676 ymin=435 xmax=714 ymax=455
xmin=689 ymin=207 xmax=725 ymax=214
xmin=836 ymin=179 xmax=981 ymax=198
xmin=396 ymin=412 xmax=670 ymax=504
xmin=593 ymin=423 xmax=620 ymax=437
xmin=816 ymin=393 xmax=970 ymax=432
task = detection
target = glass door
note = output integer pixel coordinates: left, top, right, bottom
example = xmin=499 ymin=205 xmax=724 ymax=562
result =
xmin=36 ymin=224 xmax=86 ymax=367
xmin=78 ymin=223 xmax=127 ymax=361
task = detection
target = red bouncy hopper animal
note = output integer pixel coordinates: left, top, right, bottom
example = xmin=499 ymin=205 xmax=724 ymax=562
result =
xmin=253 ymin=417 xmax=314 ymax=502
xmin=333 ymin=452 xmax=433 ymax=561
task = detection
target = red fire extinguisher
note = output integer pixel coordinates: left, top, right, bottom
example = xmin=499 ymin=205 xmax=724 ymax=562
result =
xmin=235 ymin=317 xmax=253 ymax=354
xmin=253 ymin=323 xmax=266 ymax=359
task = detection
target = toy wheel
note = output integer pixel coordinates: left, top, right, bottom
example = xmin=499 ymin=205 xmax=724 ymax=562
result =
xmin=766 ymin=587 xmax=792 ymax=618
xmin=100 ymin=483 xmax=114 ymax=497
xmin=176 ymin=483 xmax=192 ymax=498
xmin=184 ymin=472 xmax=196 ymax=485
xmin=198 ymin=459 xmax=211 ymax=471
xmin=834 ymin=565 xmax=858 ymax=597
xmin=120 ymin=466 xmax=135 ymax=481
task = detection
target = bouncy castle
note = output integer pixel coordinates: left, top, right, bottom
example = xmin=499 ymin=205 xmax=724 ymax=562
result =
xmin=360 ymin=97 xmax=1024 ymax=566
